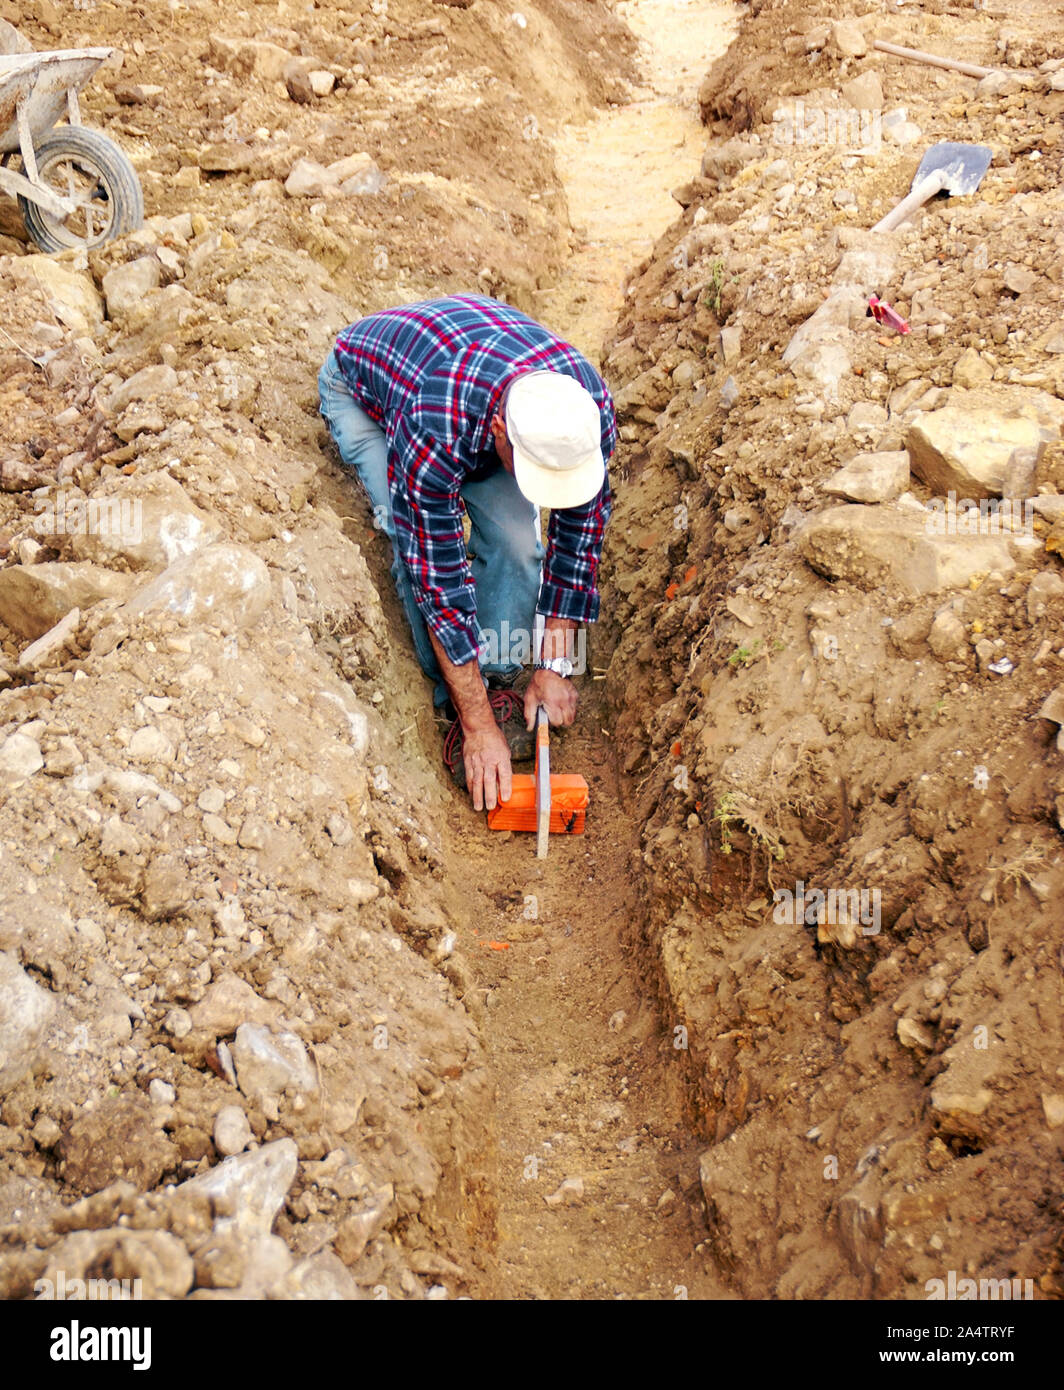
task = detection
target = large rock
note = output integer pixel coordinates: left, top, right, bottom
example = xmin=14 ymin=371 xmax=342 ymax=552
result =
xmin=0 ymin=951 xmax=56 ymax=1096
xmin=907 ymin=389 xmax=1064 ymax=499
xmin=189 ymin=972 xmax=281 ymax=1036
xmin=177 ymin=1138 xmax=298 ymax=1235
xmin=797 ymin=503 xmax=1021 ymax=593
xmin=0 ymin=20 xmax=33 ymax=54
xmin=782 ymin=288 xmax=862 ymax=399
xmin=105 ymin=363 xmax=178 ymax=416
xmin=823 ymin=451 xmax=909 ymax=503
xmin=832 ymin=19 xmax=868 ymax=58
xmin=284 ymin=159 xmax=338 ymax=198
xmin=6 ymin=256 xmax=104 ymax=332
xmin=0 ymin=731 xmax=44 ymax=790
xmin=208 ymin=36 xmax=292 ymax=82
xmin=122 ymin=543 xmax=271 ymax=632
xmin=231 ymin=1022 xmax=318 ymax=1106
xmin=841 ymin=70 xmax=884 ymax=111
xmin=102 ymin=257 xmax=162 ymax=321
xmin=0 ymin=561 xmax=132 ymax=640
xmin=47 ymin=474 xmax=221 ymax=573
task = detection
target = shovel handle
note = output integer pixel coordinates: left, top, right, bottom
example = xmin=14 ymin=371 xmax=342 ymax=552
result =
xmin=872 ymin=168 xmax=949 ymax=234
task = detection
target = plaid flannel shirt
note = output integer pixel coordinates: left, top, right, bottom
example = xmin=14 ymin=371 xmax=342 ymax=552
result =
xmin=333 ymin=294 xmax=615 ymax=667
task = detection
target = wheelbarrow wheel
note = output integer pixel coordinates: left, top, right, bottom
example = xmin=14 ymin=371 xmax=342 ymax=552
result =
xmin=18 ymin=125 xmax=144 ymax=254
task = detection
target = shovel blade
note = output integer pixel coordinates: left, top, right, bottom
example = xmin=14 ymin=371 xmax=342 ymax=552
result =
xmin=912 ymin=141 xmax=992 ymax=198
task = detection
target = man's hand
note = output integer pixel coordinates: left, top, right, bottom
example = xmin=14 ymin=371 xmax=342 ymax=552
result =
xmin=524 ymin=668 xmax=577 ymax=729
xmin=426 ymin=628 xmax=514 ymax=810
xmin=462 ymin=722 xmax=513 ymax=812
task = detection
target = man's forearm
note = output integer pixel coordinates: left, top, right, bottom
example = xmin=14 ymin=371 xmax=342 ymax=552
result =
xmin=540 ymin=616 xmax=578 ymax=662
xmin=428 ymin=630 xmax=495 ymax=731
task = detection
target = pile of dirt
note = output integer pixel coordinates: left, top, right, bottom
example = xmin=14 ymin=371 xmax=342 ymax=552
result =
xmin=600 ymin=0 xmax=1064 ymax=1297
xmin=0 ymin=0 xmax=636 ymax=1300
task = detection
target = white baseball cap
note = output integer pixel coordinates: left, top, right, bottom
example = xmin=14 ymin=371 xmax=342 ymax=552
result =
xmin=504 ymin=370 xmax=605 ymax=510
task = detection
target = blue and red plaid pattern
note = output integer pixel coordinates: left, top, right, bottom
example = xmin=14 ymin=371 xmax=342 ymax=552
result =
xmin=333 ymin=294 xmax=615 ymax=667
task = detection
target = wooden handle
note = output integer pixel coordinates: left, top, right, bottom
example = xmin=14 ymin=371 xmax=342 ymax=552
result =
xmin=872 ymin=39 xmax=996 ymax=79
xmin=872 ymin=168 xmax=949 ymax=233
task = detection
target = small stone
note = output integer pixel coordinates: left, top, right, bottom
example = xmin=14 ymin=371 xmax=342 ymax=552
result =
xmin=102 ymin=258 xmax=162 ymax=321
xmin=544 ymin=1176 xmax=584 ymax=1208
xmin=335 ymin=1185 xmax=394 ymax=1264
xmin=164 ymin=1007 xmax=192 ymax=1039
xmin=129 ymin=726 xmax=174 ymax=764
xmin=114 ymin=81 xmax=165 ymax=105
xmin=230 ymin=717 xmax=267 ymax=748
xmin=203 ymin=813 xmax=238 ymax=845
xmin=841 ymin=70 xmax=884 ymax=112
xmin=897 ymin=1016 xmax=935 ymax=1050
xmin=720 ymin=325 xmax=741 ymax=364
xmin=0 ymin=731 xmax=44 ymax=790
xmin=832 ymin=19 xmax=867 ymax=58
xmin=1003 ymin=263 xmax=1036 ymax=296
xmin=238 ymin=817 xmax=268 ymax=849
xmin=44 ymin=737 xmax=85 ymax=777
xmin=309 ymin=70 xmax=335 ymax=97
xmin=283 ymin=60 xmax=316 ymax=104
xmin=198 ymin=786 xmax=226 ymax=814
xmin=190 ymin=972 xmax=277 ymax=1035
xmin=32 ymin=1115 xmax=62 ymax=1149
xmin=214 ymin=1104 xmax=253 ymax=1156
xmin=928 ymin=610 xmax=967 ymax=659
xmin=1037 ymin=686 xmax=1064 ymax=725
xmin=18 ymin=608 xmax=81 ymax=674
xmin=284 ymin=158 xmax=338 ymax=198
xmin=149 ymin=1079 xmax=176 ymax=1106
xmin=1041 ymin=1094 xmax=1064 ymax=1130
xmin=952 ymin=347 xmax=993 ymax=389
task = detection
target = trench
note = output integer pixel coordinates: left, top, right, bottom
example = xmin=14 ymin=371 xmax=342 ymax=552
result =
xmin=436 ymin=0 xmax=740 ymax=1300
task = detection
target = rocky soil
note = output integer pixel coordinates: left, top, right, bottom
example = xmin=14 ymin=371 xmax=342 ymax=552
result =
xmin=0 ymin=0 xmax=1062 ymax=1303
xmin=601 ymin=0 xmax=1064 ymax=1298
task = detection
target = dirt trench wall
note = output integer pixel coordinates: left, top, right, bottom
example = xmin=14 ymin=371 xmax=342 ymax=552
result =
xmin=601 ymin=0 xmax=1064 ymax=1298
xmin=0 ymin=0 xmax=634 ymax=1300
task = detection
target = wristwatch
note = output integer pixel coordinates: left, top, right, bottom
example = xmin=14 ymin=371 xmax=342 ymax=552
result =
xmin=537 ymin=655 xmax=574 ymax=678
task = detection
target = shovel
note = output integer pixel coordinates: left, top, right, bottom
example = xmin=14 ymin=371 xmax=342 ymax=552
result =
xmin=872 ymin=141 xmax=992 ymax=234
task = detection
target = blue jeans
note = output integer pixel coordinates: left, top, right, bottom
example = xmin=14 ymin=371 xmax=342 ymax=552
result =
xmin=318 ymin=349 xmax=544 ymax=707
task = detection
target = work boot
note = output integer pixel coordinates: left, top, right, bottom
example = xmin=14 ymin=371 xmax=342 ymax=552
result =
xmin=443 ymin=688 xmax=533 ymax=790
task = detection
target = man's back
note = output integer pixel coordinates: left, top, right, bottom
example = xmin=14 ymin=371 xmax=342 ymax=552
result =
xmin=333 ymin=294 xmax=612 ymax=463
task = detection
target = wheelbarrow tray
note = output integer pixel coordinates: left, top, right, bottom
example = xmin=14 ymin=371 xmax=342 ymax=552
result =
xmin=0 ymin=48 xmax=114 ymax=155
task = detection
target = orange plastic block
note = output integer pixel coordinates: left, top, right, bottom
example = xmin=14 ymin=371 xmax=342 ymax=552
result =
xmin=487 ymin=774 xmax=589 ymax=835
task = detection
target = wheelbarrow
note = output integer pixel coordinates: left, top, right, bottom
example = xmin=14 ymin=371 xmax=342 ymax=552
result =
xmin=0 ymin=47 xmax=143 ymax=253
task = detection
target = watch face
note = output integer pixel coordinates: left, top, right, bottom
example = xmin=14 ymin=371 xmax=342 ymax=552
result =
xmin=556 ymin=657 xmax=573 ymax=677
